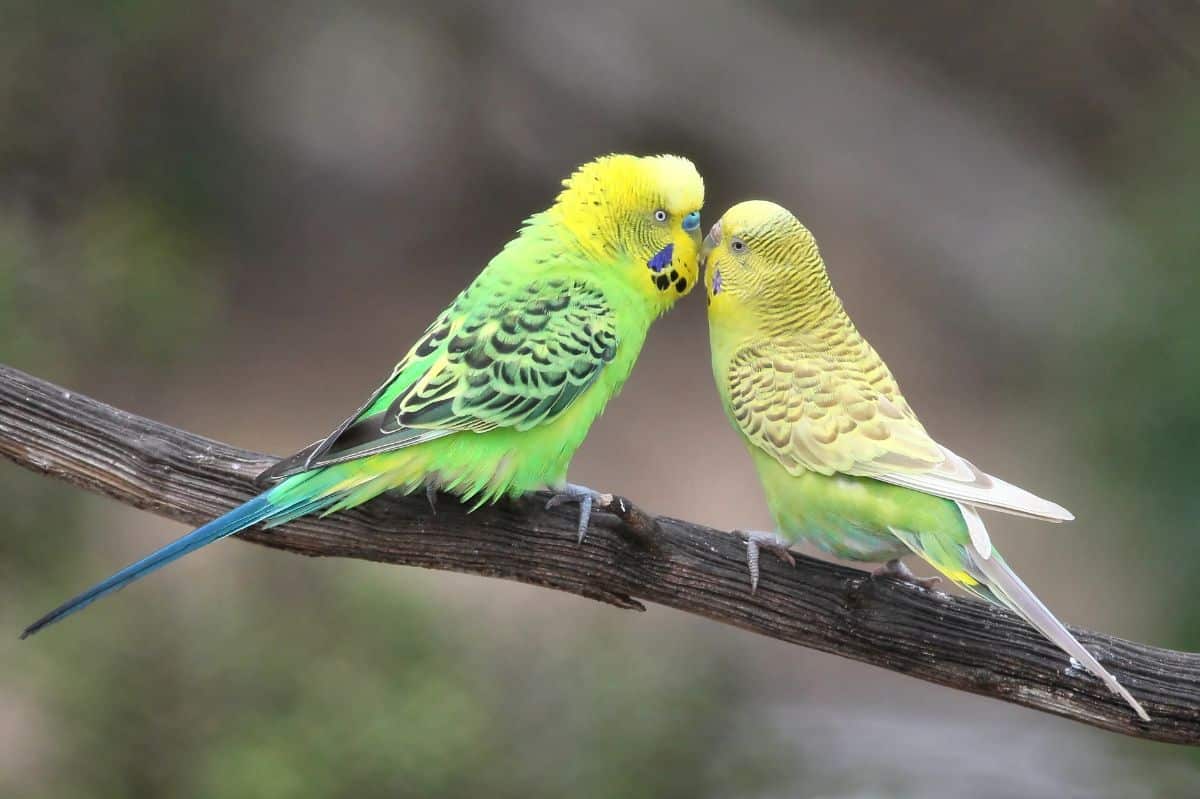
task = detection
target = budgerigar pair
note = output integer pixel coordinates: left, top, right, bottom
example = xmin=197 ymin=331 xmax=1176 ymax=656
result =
xmin=22 ymin=156 xmax=1147 ymax=721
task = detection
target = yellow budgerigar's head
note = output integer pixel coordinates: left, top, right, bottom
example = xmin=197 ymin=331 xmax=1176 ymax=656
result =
xmin=552 ymin=154 xmax=705 ymax=311
xmin=703 ymin=200 xmax=835 ymax=334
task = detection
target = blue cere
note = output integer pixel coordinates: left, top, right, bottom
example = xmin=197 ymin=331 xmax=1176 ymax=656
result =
xmin=682 ymin=210 xmax=701 ymax=232
xmin=648 ymin=243 xmax=674 ymax=273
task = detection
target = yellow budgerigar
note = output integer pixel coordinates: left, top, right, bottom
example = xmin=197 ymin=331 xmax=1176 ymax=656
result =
xmin=703 ymin=200 xmax=1148 ymax=721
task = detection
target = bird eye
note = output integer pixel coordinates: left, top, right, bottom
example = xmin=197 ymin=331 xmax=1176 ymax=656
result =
xmin=731 ymin=237 xmax=747 ymax=253
xmin=654 ymin=209 xmax=668 ymax=223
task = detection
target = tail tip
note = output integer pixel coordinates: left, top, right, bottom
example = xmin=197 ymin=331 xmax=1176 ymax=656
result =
xmin=20 ymin=609 xmax=61 ymax=640
xmin=1045 ymin=501 xmax=1074 ymax=522
xmin=1127 ymin=693 xmax=1151 ymax=723
xmin=1108 ymin=679 xmax=1150 ymax=722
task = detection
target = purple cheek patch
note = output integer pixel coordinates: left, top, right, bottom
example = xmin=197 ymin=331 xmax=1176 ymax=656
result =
xmin=647 ymin=243 xmax=674 ymax=273
xmin=712 ymin=268 xmax=723 ymax=295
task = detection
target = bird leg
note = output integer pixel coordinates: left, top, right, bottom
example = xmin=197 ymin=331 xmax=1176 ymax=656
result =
xmin=735 ymin=530 xmax=796 ymax=593
xmin=870 ymin=558 xmax=942 ymax=590
xmin=425 ymin=484 xmax=438 ymax=516
xmin=545 ymin=483 xmax=614 ymax=544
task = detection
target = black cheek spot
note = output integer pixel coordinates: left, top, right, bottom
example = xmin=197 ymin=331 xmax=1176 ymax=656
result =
xmin=656 ymin=274 xmax=670 ymax=291
xmin=668 ymin=269 xmax=679 ymax=281
xmin=675 ymin=278 xmax=688 ymax=293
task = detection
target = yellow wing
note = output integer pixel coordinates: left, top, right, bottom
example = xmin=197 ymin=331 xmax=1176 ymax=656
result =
xmin=726 ymin=339 xmax=1072 ymax=522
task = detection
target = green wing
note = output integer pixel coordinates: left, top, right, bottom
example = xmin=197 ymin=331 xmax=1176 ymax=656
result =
xmin=258 ymin=277 xmax=618 ymax=483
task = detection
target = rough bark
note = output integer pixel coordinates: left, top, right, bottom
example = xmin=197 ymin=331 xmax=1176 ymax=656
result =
xmin=1 ymin=363 xmax=1197 ymax=744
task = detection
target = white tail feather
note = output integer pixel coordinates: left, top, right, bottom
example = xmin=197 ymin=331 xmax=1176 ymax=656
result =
xmin=960 ymin=504 xmax=1149 ymax=721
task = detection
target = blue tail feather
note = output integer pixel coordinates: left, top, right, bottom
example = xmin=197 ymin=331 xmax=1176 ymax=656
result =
xmin=22 ymin=493 xmax=282 ymax=639
xmin=262 ymin=493 xmax=346 ymax=528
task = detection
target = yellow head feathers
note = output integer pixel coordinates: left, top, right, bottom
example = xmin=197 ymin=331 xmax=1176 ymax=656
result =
xmin=551 ymin=154 xmax=705 ymax=308
xmin=556 ymin=154 xmax=704 ymax=228
xmin=703 ymin=200 xmax=836 ymax=332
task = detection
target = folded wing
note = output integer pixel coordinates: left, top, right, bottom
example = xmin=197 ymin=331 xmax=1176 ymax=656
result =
xmin=259 ymin=277 xmax=618 ymax=483
xmin=725 ymin=340 xmax=1072 ymax=523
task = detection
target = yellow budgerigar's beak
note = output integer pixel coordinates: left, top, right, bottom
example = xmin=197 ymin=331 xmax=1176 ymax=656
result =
xmin=700 ymin=220 xmax=723 ymax=302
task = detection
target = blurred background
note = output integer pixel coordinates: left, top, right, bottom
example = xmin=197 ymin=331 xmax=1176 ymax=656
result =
xmin=3 ymin=1 xmax=1200 ymax=796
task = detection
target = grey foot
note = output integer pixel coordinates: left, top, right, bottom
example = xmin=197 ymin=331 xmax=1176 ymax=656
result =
xmin=545 ymin=483 xmax=614 ymax=544
xmin=870 ymin=558 xmax=942 ymax=590
xmin=425 ymin=484 xmax=438 ymax=515
xmin=736 ymin=530 xmax=796 ymax=593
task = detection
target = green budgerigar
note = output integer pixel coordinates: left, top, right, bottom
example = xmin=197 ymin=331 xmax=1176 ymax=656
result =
xmin=23 ymin=153 xmax=705 ymax=638
xmin=703 ymin=200 xmax=1148 ymax=720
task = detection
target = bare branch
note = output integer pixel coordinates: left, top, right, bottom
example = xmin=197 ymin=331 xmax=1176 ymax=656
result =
xmin=1 ymin=363 xmax=1197 ymax=744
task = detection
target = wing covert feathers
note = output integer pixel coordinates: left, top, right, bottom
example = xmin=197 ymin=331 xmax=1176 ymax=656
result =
xmin=259 ymin=277 xmax=617 ymax=483
xmin=726 ymin=339 xmax=1072 ymax=522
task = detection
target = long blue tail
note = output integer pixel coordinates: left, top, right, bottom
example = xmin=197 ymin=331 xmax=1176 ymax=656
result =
xmin=22 ymin=493 xmax=282 ymax=639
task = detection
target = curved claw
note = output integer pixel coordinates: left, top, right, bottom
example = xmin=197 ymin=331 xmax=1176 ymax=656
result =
xmin=870 ymin=558 xmax=942 ymax=591
xmin=546 ymin=483 xmax=612 ymax=544
xmin=736 ymin=530 xmax=795 ymax=593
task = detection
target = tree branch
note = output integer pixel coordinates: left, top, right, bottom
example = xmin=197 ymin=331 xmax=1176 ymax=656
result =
xmin=1 ymin=363 xmax=1197 ymax=745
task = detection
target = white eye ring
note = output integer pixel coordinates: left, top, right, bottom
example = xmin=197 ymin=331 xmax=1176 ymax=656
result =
xmin=731 ymin=237 xmax=747 ymax=252
xmin=654 ymin=209 xmax=668 ymax=223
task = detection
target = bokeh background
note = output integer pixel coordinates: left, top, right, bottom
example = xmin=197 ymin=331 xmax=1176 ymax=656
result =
xmin=3 ymin=2 xmax=1200 ymax=796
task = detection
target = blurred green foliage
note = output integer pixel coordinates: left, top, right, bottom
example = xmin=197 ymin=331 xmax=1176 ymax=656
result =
xmin=5 ymin=0 xmax=1200 ymax=795
xmin=0 ymin=193 xmax=217 ymax=368
xmin=1072 ymin=88 xmax=1200 ymax=648
xmin=12 ymin=568 xmax=783 ymax=799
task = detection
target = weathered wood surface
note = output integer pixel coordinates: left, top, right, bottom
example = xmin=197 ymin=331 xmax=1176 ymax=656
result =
xmin=1 ymin=363 xmax=1197 ymax=744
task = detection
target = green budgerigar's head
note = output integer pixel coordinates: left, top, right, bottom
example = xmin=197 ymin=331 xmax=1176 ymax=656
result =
xmin=551 ymin=154 xmax=705 ymax=312
xmin=702 ymin=200 xmax=836 ymax=333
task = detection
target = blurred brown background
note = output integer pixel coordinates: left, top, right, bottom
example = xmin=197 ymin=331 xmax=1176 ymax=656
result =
xmin=3 ymin=2 xmax=1200 ymax=796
